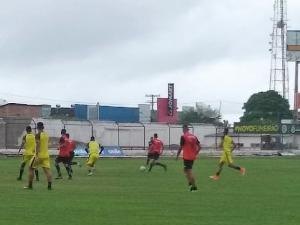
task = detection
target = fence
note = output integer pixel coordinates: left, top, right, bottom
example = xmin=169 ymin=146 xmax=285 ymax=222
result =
xmin=0 ymin=118 xmax=217 ymax=150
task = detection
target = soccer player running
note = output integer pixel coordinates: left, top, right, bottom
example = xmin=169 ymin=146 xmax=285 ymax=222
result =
xmin=55 ymin=129 xmax=72 ymax=179
xmin=65 ymin=133 xmax=81 ymax=173
xmin=176 ymin=124 xmax=201 ymax=192
xmin=145 ymin=136 xmax=154 ymax=166
xmin=85 ymin=136 xmax=103 ymax=176
xmin=24 ymin=122 xmax=52 ymax=190
xmin=147 ymin=133 xmax=167 ymax=172
xmin=17 ymin=126 xmax=39 ymax=181
xmin=209 ymin=128 xmax=246 ymax=180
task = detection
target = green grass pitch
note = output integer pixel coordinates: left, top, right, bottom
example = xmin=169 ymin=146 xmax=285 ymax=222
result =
xmin=0 ymin=156 xmax=300 ymax=225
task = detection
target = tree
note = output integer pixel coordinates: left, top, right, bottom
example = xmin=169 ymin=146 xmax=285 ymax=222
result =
xmin=240 ymin=90 xmax=292 ymax=123
xmin=180 ymin=102 xmax=221 ymax=124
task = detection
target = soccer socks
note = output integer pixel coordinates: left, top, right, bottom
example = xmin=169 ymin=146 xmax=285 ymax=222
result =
xmin=18 ymin=168 xmax=24 ymax=180
xmin=48 ymin=182 xmax=52 ymax=190
xmin=148 ymin=162 xmax=167 ymax=172
xmin=35 ymin=170 xmax=39 ymax=181
xmin=65 ymin=165 xmax=72 ymax=179
xmin=55 ymin=165 xmax=62 ymax=177
xmin=18 ymin=162 xmax=26 ymax=180
xmin=228 ymin=164 xmax=241 ymax=171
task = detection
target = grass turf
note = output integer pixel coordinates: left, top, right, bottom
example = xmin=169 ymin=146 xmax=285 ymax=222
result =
xmin=0 ymin=156 xmax=299 ymax=225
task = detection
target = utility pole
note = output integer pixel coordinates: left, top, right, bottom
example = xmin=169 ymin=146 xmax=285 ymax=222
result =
xmin=145 ymin=94 xmax=160 ymax=122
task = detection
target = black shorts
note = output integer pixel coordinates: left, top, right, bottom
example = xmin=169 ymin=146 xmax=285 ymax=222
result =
xmin=147 ymin=152 xmax=160 ymax=160
xmin=70 ymin=151 xmax=75 ymax=160
xmin=183 ymin=160 xmax=194 ymax=170
xmin=55 ymin=156 xmax=70 ymax=164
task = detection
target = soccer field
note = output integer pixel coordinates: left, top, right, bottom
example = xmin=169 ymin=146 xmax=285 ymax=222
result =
xmin=0 ymin=156 xmax=299 ymax=225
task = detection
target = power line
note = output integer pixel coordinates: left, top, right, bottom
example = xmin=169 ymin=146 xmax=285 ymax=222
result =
xmin=145 ymin=94 xmax=160 ymax=122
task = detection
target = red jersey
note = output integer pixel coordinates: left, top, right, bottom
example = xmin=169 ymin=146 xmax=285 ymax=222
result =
xmin=66 ymin=139 xmax=76 ymax=153
xmin=180 ymin=132 xmax=200 ymax=160
xmin=150 ymin=138 xmax=164 ymax=154
xmin=58 ymin=135 xmax=70 ymax=157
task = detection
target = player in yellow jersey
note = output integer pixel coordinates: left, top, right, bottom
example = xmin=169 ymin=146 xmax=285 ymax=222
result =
xmin=24 ymin=122 xmax=52 ymax=190
xmin=17 ymin=126 xmax=39 ymax=181
xmin=85 ymin=136 xmax=103 ymax=176
xmin=209 ymin=128 xmax=246 ymax=180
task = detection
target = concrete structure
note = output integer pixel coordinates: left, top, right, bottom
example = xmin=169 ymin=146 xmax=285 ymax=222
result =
xmin=0 ymin=103 xmax=51 ymax=118
xmin=157 ymin=98 xmax=178 ymax=123
xmin=0 ymin=118 xmax=298 ymax=153
xmin=0 ymin=118 xmax=5 ymax=148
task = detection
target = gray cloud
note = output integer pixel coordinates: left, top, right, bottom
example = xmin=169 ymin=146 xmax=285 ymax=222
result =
xmin=0 ymin=0 xmax=299 ymax=122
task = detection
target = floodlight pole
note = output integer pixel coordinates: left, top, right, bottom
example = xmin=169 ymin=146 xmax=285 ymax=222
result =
xmin=294 ymin=61 xmax=299 ymax=121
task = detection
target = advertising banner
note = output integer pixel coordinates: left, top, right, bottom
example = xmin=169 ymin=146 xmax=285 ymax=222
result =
xmin=168 ymin=83 xmax=174 ymax=116
xmin=74 ymin=146 xmax=124 ymax=157
xmin=234 ymin=123 xmax=280 ymax=134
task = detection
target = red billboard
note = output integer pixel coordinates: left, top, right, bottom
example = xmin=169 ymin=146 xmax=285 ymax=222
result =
xmin=157 ymin=98 xmax=178 ymax=123
xmin=168 ymin=83 xmax=174 ymax=116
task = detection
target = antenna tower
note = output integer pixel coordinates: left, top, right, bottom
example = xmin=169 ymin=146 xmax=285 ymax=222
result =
xmin=269 ymin=0 xmax=289 ymax=99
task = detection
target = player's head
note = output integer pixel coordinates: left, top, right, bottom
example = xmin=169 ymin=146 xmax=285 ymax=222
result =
xmin=37 ymin=122 xmax=44 ymax=131
xmin=182 ymin=124 xmax=189 ymax=133
xmin=26 ymin=126 xmax=32 ymax=133
xmin=224 ymin=127 xmax=229 ymax=135
xmin=61 ymin=128 xmax=66 ymax=135
xmin=66 ymin=133 xmax=70 ymax=138
xmin=154 ymin=133 xmax=158 ymax=138
xmin=90 ymin=136 xmax=95 ymax=141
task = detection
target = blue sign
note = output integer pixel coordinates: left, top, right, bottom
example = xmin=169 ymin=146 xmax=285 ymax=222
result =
xmin=74 ymin=146 xmax=124 ymax=157
xmin=101 ymin=146 xmax=124 ymax=157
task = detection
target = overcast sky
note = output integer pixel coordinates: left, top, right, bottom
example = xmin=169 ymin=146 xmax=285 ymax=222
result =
xmin=0 ymin=0 xmax=300 ymax=123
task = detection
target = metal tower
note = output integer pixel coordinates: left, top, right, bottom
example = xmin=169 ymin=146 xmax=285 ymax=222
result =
xmin=269 ymin=0 xmax=289 ymax=99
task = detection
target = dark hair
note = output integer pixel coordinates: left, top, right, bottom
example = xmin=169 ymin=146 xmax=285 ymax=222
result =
xmin=61 ymin=129 xmax=66 ymax=135
xmin=37 ymin=122 xmax=44 ymax=130
xmin=154 ymin=133 xmax=158 ymax=138
xmin=183 ymin=124 xmax=189 ymax=130
xmin=26 ymin=126 xmax=32 ymax=132
xmin=224 ymin=127 xmax=229 ymax=134
xmin=90 ymin=136 xmax=95 ymax=141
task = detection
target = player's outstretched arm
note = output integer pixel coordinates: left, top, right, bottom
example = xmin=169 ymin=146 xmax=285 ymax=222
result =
xmin=176 ymin=147 xmax=182 ymax=160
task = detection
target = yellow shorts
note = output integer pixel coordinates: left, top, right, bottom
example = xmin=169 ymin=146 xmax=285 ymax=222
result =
xmin=22 ymin=155 xmax=34 ymax=164
xmin=86 ymin=154 xmax=99 ymax=167
xmin=30 ymin=156 xmax=51 ymax=169
xmin=219 ymin=151 xmax=233 ymax=164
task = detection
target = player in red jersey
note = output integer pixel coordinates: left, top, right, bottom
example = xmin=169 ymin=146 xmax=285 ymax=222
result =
xmin=147 ymin=133 xmax=167 ymax=172
xmin=176 ymin=124 xmax=201 ymax=192
xmin=145 ymin=137 xmax=154 ymax=166
xmin=65 ymin=133 xmax=81 ymax=172
xmin=55 ymin=129 xmax=72 ymax=179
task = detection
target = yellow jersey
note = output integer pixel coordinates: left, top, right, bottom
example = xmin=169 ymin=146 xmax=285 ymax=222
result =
xmin=36 ymin=131 xmax=49 ymax=159
xmin=222 ymin=135 xmax=233 ymax=152
xmin=88 ymin=141 xmax=100 ymax=156
xmin=23 ymin=133 xmax=36 ymax=156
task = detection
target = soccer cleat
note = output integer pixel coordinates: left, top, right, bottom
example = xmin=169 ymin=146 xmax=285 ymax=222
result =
xmin=87 ymin=172 xmax=93 ymax=176
xmin=23 ymin=186 xmax=33 ymax=190
xmin=240 ymin=167 xmax=246 ymax=176
xmin=48 ymin=186 xmax=52 ymax=190
xmin=55 ymin=176 xmax=63 ymax=179
xmin=190 ymin=186 xmax=198 ymax=192
xmin=209 ymin=175 xmax=220 ymax=180
xmin=17 ymin=177 xmax=22 ymax=181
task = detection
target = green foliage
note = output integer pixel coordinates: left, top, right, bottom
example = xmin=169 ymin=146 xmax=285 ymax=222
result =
xmin=1 ymin=157 xmax=300 ymax=225
xmin=240 ymin=90 xmax=292 ymax=123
